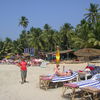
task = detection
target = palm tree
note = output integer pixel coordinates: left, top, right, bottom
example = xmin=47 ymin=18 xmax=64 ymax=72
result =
xmin=2 ymin=38 xmax=13 ymax=56
xmin=72 ymin=17 xmax=100 ymax=49
xmin=43 ymin=24 xmax=60 ymax=51
xmin=19 ymin=16 xmax=29 ymax=30
xmin=88 ymin=22 xmax=100 ymax=48
xmin=72 ymin=19 xmax=91 ymax=48
xmin=19 ymin=30 xmax=30 ymax=51
xmin=28 ymin=27 xmax=43 ymax=55
xmin=83 ymin=3 xmax=100 ymax=48
xmin=0 ymin=40 xmax=4 ymax=59
xmin=59 ymin=23 xmax=73 ymax=50
xmin=12 ymin=39 xmax=25 ymax=54
xmin=43 ymin=24 xmax=51 ymax=32
xmin=84 ymin=3 xmax=100 ymax=24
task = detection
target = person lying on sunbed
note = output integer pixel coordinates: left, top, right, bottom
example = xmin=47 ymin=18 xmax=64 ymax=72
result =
xmin=55 ymin=69 xmax=73 ymax=76
xmin=48 ymin=64 xmax=73 ymax=79
xmin=54 ymin=64 xmax=73 ymax=76
xmin=40 ymin=64 xmax=73 ymax=79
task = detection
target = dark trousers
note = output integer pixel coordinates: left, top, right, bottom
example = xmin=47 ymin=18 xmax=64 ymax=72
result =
xmin=21 ymin=70 xmax=27 ymax=81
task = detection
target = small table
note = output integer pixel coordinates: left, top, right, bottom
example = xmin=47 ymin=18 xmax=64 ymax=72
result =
xmin=78 ymin=72 xmax=92 ymax=80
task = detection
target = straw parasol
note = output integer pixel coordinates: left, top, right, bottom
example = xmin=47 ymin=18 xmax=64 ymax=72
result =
xmin=74 ymin=48 xmax=100 ymax=63
xmin=74 ymin=48 xmax=100 ymax=57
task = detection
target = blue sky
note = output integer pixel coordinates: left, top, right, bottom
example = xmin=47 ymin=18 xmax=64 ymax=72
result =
xmin=0 ymin=0 xmax=100 ymax=40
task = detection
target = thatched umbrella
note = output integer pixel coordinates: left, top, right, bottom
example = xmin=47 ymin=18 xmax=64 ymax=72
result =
xmin=74 ymin=48 xmax=100 ymax=57
xmin=74 ymin=48 xmax=100 ymax=63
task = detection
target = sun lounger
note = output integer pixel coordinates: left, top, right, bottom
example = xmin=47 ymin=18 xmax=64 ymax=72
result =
xmin=62 ymin=74 xmax=100 ymax=100
xmin=81 ymin=74 xmax=100 ymax=100
xmin=81 ymin=84 xmax=100 ymax=100
xmin=39 ymin=72 xmax=78 ymax=90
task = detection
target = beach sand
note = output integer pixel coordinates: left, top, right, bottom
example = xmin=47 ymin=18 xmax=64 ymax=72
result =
xmin=0 ymin=62 xmax=99 ymax=100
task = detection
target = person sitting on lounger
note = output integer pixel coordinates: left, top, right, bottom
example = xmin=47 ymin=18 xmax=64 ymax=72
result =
xmin=43 ymin=64 xmax=73 ymax=79
xmin=49 ymin=64 xmax=73 ymax=79
xmin=54 ymin=64 xmax=60 ymax=73
xmin=55 ymin=68 xmax=73 ymax=76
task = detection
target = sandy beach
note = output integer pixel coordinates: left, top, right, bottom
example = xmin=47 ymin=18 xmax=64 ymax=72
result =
xmin=0 ymin=62 xmax=99 ymax=100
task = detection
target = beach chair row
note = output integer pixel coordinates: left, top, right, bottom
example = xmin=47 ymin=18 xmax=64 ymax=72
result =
xmin=39 ymin=72 xmax=100 ymax=100
xmin=62 ymin=74 xmax=100 ymax=100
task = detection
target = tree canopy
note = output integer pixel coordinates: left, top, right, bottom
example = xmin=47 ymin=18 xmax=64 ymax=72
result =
xmin=0 ymin=3 xmax=100 ymax=59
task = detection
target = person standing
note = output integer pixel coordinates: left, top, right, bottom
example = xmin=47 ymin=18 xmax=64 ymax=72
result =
xmin=17 ymin=58 xmax=28 ymax=84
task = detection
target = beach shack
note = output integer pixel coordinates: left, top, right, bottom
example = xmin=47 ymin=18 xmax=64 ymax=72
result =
xmin=46 ymin=49 xmax=74 ymax=62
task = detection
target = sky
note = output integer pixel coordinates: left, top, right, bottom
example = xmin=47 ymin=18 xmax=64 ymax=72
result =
xmin=0 ymin=0 xmax=100 ymax=40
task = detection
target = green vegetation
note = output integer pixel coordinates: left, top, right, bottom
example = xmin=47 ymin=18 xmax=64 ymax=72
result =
xmin=0 ymin=3 xmax=100 ymax=59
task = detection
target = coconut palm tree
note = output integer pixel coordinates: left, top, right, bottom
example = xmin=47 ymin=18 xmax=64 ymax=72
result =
xmin=59 ymin=23 xmax=73 ymax=50
xmin=0 ymin=40 xmax=4 ymax=59
xmin=71 ymin=19 xmax=91 ymax=48
xmin=84 ymin=3 xmax=100 ymax=24
xmin=43 ymin=24 xmax=60 ymax=51
xmin=83 ymin=3 xmax=100 ymax=48
xmin=19 ymin=30 xmax=30 ymax=51
xmin=2 ymin=38 xmax=13 ymax=56
xmin=19 ymin=16 xmax=29 ymax=30
xmin=88 ymin=21 xmax=100 ymax=48
xmin=28 ymin=27 xmax=43 ymax=55
xmin=43 ymin=24 xmax=51 ymax=32
xmin=72 ymin=2 xmax=100 ymax=49
xmin=12 ymin=39 xmax=23 ymax=54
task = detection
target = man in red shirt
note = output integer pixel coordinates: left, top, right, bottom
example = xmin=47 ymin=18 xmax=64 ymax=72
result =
xmin=17 ymin=58 xmax=27 ymax=84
